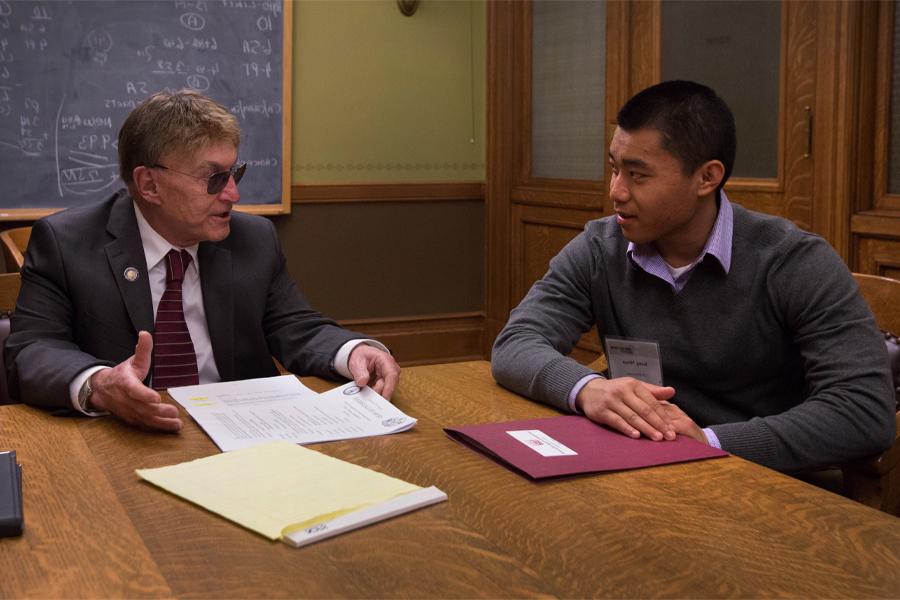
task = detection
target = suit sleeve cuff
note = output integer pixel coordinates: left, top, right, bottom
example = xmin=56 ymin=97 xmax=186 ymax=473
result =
xmin=69 ymin=366 xmax=111 ymax=416
xmin=332 ymin=339 xmax=390 ymax=380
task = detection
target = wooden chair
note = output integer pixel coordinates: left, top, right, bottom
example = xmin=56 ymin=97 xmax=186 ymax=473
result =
xmin=0 ymin=227 xmax=31 ymax=273
xmin=0 ymin=272 xmax=21 ymax=404
xmin=841 ymin=273 xmax=900 ymax=516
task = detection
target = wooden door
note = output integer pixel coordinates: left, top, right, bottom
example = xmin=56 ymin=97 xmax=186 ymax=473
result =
xmin=486 ymin=0 xmax=838 ymax=362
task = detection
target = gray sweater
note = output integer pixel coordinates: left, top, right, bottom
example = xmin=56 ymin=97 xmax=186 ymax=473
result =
xmin=492 ymin=204 xmax=895 ymax=472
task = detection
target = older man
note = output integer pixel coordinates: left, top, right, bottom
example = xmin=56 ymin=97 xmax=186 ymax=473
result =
xmin=7 ymin=90 xmax=399 ymax=431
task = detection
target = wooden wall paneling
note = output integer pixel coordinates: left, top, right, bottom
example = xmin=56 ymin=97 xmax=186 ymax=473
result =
xmin=292 ymin=182 xmax=484 ymax=204
xmin=627 ymin=1 xmax=659 ymax=95
xmin=852 ymin=212 xmax=900 ymax=239
xmin=492 ymin=0 xmax=624 ymax=364
xmin=852 ymin=0 xmax=879 ymax=217
xmin=811 ymin=0 xmax=862 ymax=260
xmin=283 ymin=181 xmax=487 ymax=364
xmin=519 ymin=0 xmax=533 ymax=186
xmin=872 ymin=0 xmax=900 ymax=212
xmin=510 ymin=186 xmax=604 ymax=210
xmin=727 ymin=1 xmax=816 ymax=233
xmin=606 ymin=1 xmax=633 ymax=127
xmin=484 ymin=0 xmax=518 ymax=352
xmin=341 ymin=312 xmax=485 ymax=367
xmin=511 ymin=203 xmax=603 ymax=365
xmin=855 ymin=237 xmax=900 ymax=280
xmin=605 ymin=1 xmax=634 ymax=216
xmin=852 ymin=0 xmax=900 ymax=273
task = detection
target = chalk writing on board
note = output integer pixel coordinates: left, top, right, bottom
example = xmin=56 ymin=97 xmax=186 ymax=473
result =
xmin=0 ymin=0 xmax=285 ymax=210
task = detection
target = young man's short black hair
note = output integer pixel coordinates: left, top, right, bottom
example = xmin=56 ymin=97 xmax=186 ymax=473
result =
xmin=617 ymin=80 xmax=737 ymax=195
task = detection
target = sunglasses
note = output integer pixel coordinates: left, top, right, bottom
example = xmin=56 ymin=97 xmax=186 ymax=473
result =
xmin=151 ymin=162 xmax=247 ymax=195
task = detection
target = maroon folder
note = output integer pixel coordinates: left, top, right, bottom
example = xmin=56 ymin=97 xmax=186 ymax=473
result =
xmin=445 ymin=415 xmax=728 ymax=480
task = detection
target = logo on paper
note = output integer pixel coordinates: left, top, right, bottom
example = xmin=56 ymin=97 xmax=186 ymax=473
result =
xmin=343 ymin=386 xmax=361 ymax=395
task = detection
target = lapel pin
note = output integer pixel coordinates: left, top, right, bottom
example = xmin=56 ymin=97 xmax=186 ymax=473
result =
xmin=124 ymin=267 xmax=140 ymax=282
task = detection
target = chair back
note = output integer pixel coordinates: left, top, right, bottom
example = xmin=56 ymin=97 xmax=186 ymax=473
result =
xmin=843 ymin=273 xmax=900 ymax=516
xmin=0 ymin=227 xmax=31 ymax=273
xmin=0 ymin=272 xmax=21 ymax=404
xmin=853 ymin=273 xmax=900 ymax=334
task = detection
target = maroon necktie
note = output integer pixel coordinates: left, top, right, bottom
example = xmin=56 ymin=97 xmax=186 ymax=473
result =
xmin=152 ymin=249 xmax=199 ymax=389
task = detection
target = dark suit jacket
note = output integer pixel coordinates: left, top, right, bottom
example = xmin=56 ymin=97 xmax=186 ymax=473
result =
xmin=5 ymin=189 xmax=365 ymax=409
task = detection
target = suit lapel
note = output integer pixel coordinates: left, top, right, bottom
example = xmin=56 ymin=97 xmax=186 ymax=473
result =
xmin=199 ymin=242 xmax=234 ymax=381
xmin=105 ymin=194 xmax=154 ymax=335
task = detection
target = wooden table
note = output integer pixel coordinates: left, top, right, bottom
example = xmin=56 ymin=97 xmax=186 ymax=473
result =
xmin=1 ymin=361 xmax=899 ymax=598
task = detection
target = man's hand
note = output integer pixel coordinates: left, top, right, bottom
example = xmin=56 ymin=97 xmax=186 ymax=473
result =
xmin=659 ymin=400 xmax=708 ymax=444
xmin=88 ymin=331 xmax=183 ymax=432
xmin=348 ymin=344 xmax=400 ymax=399
xmin=576 ymin=377 xmax=677 ymax=441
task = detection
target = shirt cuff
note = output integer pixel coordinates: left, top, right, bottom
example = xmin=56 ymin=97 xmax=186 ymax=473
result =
xmin=331 ymin=339 xmax=390 ymax=380
xmin=567 ymin=374 xmax=604 ymax=413
xmin=69 ymin=366 xmax=111 ymax=416
xmin=703 ymin=427 xmax=722 ymax=449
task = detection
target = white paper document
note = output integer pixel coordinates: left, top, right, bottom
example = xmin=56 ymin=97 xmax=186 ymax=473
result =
xmin=281 ymin=485 xmax=448 ymax=548
xmin=167 ymin=375 xmax=417 ymax=451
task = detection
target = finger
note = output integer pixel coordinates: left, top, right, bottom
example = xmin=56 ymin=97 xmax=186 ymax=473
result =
xmin=144 ymin=414 xmax=183 ymax=432
xmin=349 ymin=360 xmax=371 ymax=388
xmin=131 ymin=331 xmax=154 ymax=378
xmin=601 ymin=409 xmax=643 ymax=439
xmin=379 ymin=363 xmax=399 ymax=400
xmin=149 ymin=401 xmax=180 ymax=419
xmin=122 ymin=395 xmax=169 ymax=427
xmin=628 ymin=386 xmax=677 ymax=440
xmin=609 ymin=399 xmax=666 ymax=441
xmin=125 ymin=379 xmax=162 ymax=406
xmin=645 ymin=384 xmax=676 ymax=401
xmin=371 ymin=378 xmax=385 ymax=396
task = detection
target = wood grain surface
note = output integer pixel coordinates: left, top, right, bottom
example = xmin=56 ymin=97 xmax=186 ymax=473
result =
xmin=1 ymin=361 xmax=899 ymax=598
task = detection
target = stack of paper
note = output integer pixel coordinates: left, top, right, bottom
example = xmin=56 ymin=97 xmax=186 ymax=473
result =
xmin=136 ymin=440 xmax=447 ymax=548
xmin=167 ymin=375 xmax=416 ymax=452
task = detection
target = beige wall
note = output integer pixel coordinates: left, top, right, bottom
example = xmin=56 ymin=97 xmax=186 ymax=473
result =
xmin=292 ymin=0 xmax=486 ymax=183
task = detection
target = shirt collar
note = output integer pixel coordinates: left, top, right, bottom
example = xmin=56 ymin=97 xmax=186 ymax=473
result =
xmin=627 ymin=191 xmax=734 ymax=274
xmin=133 ymin=201 xmax=200 ymax=273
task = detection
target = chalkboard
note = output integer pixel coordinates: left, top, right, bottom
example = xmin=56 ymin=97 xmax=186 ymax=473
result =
xmin=0 ymin=0 xmax=290 ymax=218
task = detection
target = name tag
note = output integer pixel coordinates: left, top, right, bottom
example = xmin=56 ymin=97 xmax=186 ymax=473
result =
xmin=604 ymin=336 xmax=663 ymax=386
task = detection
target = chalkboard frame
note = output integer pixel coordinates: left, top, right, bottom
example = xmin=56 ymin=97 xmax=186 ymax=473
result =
xmin=0 ymin=1 xmax=292 ymax=220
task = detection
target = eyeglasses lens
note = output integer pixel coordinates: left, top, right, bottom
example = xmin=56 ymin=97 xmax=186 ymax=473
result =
xmin=207 ymin=162 xmax=247 ymax=194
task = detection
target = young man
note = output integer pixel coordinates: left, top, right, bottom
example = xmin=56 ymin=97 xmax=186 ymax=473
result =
xmin=492 ymin=80 xmax=894 ymax=472
xmin=6 ymin=90 xmax=399 ymax=431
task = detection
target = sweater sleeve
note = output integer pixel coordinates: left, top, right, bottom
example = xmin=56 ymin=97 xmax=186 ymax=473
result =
xmin=491 ymin=227 xmax=602 ymax=412
xmin=709 ymin=234 xmax=896 ymax=472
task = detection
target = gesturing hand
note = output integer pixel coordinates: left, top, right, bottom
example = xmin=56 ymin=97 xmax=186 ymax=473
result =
xmin=576 ymin=377 xmax=677 ymax=441
xmin=347 ymin=344 xmax=401 ymax=399
xmin=88 ymin=330 xmax=183 ymax=432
